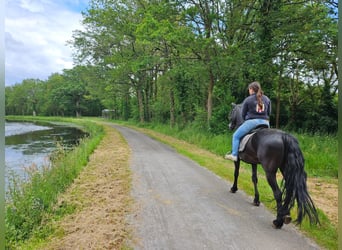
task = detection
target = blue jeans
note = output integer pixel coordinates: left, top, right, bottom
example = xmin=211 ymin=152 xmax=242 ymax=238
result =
xmin=231 ymin=119 xmax=269 ymax=156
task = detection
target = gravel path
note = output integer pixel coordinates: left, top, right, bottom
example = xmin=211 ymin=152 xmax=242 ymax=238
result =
xmin=114 ymin=125 xmax=320 ymax=250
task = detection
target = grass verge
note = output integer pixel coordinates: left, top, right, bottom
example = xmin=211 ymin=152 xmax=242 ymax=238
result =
xmin=33 ymin=124 xmax=132 ymax=249
xmin=5 ymin=117 xmax=105 ymax=248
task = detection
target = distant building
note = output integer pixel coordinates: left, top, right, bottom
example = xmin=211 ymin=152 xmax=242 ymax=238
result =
xmin=102 ymin=109 xmax=116 ymax=119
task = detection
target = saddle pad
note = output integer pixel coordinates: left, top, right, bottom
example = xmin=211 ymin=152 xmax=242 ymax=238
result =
xmin=239 ymin=132 xmax=256 ymax=152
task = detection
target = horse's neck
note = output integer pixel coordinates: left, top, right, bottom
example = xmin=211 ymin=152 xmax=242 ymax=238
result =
xmin=236 ymin=106 xmax=244 ymax=126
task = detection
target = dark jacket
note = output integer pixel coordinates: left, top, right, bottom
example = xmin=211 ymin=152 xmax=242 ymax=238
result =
xmin=241 ymin=94 xmax=271 ymax=120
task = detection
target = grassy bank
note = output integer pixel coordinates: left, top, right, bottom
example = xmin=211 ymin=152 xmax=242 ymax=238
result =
xmin=5 ymin=117 xmax=105 ymax=248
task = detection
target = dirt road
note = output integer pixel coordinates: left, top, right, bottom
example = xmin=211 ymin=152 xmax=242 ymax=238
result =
xmin=114 ymin=125 xmax=320 ymax=250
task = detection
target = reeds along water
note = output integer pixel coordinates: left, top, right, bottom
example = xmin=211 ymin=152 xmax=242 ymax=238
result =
xmin=5 ymin=121 xmax=87 ymax=184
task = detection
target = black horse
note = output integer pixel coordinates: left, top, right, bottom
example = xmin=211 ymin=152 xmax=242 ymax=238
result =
xmin=228 ymin=103 xmax=319 ymax=229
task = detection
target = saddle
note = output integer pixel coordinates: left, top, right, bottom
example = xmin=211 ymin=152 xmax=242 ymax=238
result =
xmin=239 ymin=124 xmax=269 ymax=152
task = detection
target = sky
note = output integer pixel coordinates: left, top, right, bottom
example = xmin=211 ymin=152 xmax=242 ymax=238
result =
xmin=5 ymin=0 xmax=89 ymax=86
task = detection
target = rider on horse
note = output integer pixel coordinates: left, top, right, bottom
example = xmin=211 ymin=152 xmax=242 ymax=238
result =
xmin=225 ymin=81 xmax=271 ymax=161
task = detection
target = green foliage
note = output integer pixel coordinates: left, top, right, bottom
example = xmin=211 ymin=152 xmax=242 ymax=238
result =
xmin=295 ymin=133 xmax=338 ymax=177
xmin=5 ymin=0 xmax=337 ymax=134
xmin=5 ymin=79 xmax=44 ymax=116
xmin=6 ymin=68 xmax=104 ymax=117
xmin=5 ymin=118 xmax=104 ymax=248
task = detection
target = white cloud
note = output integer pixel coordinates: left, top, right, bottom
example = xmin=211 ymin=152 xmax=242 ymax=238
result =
xmin=19 ymin=0 xmax=47 ymax=12
xmin=5 ymin=0 xmax=87 ymax=85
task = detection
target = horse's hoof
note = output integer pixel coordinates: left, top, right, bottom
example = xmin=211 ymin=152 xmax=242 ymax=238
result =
xmin=230 ymin=187 xmax=238 ymax=193
xmin=253 ymin=201 xmax=260 ymax=206
xmin=283 ymin=215 xmax=292 ymax=224
xmin=272 ymin=219 xmax=283 ymax=229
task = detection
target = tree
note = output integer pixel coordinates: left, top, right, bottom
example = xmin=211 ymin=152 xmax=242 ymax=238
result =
xmin=49 ymin=0 xmax=337 ymax=133
xmin=5 ymin=79 xmax=43 ymax=116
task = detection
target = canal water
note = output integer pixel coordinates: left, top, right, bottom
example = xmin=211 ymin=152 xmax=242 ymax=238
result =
xmin=5 ymin=121 xmax=87 ymax=182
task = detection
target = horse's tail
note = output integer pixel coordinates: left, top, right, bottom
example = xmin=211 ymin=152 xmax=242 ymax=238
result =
xmin=281 ymin=133 xmax=319 ymax=225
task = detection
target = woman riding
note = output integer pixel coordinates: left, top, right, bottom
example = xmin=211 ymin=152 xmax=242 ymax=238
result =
xmin=225 ymin=81 xmax=271 ymax=161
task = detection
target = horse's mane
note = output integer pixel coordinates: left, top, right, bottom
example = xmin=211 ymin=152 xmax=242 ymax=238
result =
xmin=232 ymin=103 xmax=244 ymax=127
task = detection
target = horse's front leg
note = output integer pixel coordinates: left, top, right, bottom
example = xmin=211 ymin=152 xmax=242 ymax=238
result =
xmin=230 ymin=160 xmax=240 ymax=193
xmin=251 ymin=164 xmax=260 ymax=206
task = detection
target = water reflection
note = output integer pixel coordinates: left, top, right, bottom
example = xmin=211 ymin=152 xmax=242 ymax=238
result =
xmin=5 ymin=121 xmax=87 ymax=180
xmin=5 ymin=121 xmax=52 ymax=137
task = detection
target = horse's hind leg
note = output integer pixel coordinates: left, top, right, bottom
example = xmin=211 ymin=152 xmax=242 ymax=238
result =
xmin=251 ymin=164 xmax=260 ymax=206
xmin=230 ymin=160 xmax=240 ymax=193
xmin=265 ymin=171 xmax=284 ymax=229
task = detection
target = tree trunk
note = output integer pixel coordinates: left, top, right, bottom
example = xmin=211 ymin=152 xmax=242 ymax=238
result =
xmin=137 ymin=88 xmax=144 ymax=123
xmin=275 ymin=74 xmax=283 ymax=129
xmin=207 ymin=69 xmax=215 ymax=126
xmin=170 ymin=89 xmax=175 ymax=128
xmin=275 ymin=93 xmax=280 ymax=129
xmin=76 ymin=100 xmax=81 ymax=117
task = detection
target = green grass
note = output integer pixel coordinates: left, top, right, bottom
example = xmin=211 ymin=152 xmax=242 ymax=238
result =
xmin=294 ymin=133 xmax=337 ymax=177
xmin=5 ymin=116 xmax=105 ymax=248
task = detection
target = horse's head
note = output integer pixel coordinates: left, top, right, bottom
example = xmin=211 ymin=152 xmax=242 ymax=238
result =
xmin=228 ymin=103 xmax=243 ymax=130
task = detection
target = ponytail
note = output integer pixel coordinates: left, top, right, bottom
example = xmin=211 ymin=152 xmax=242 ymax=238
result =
xmin=248 ymin=81 xmax=264 ymax=111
